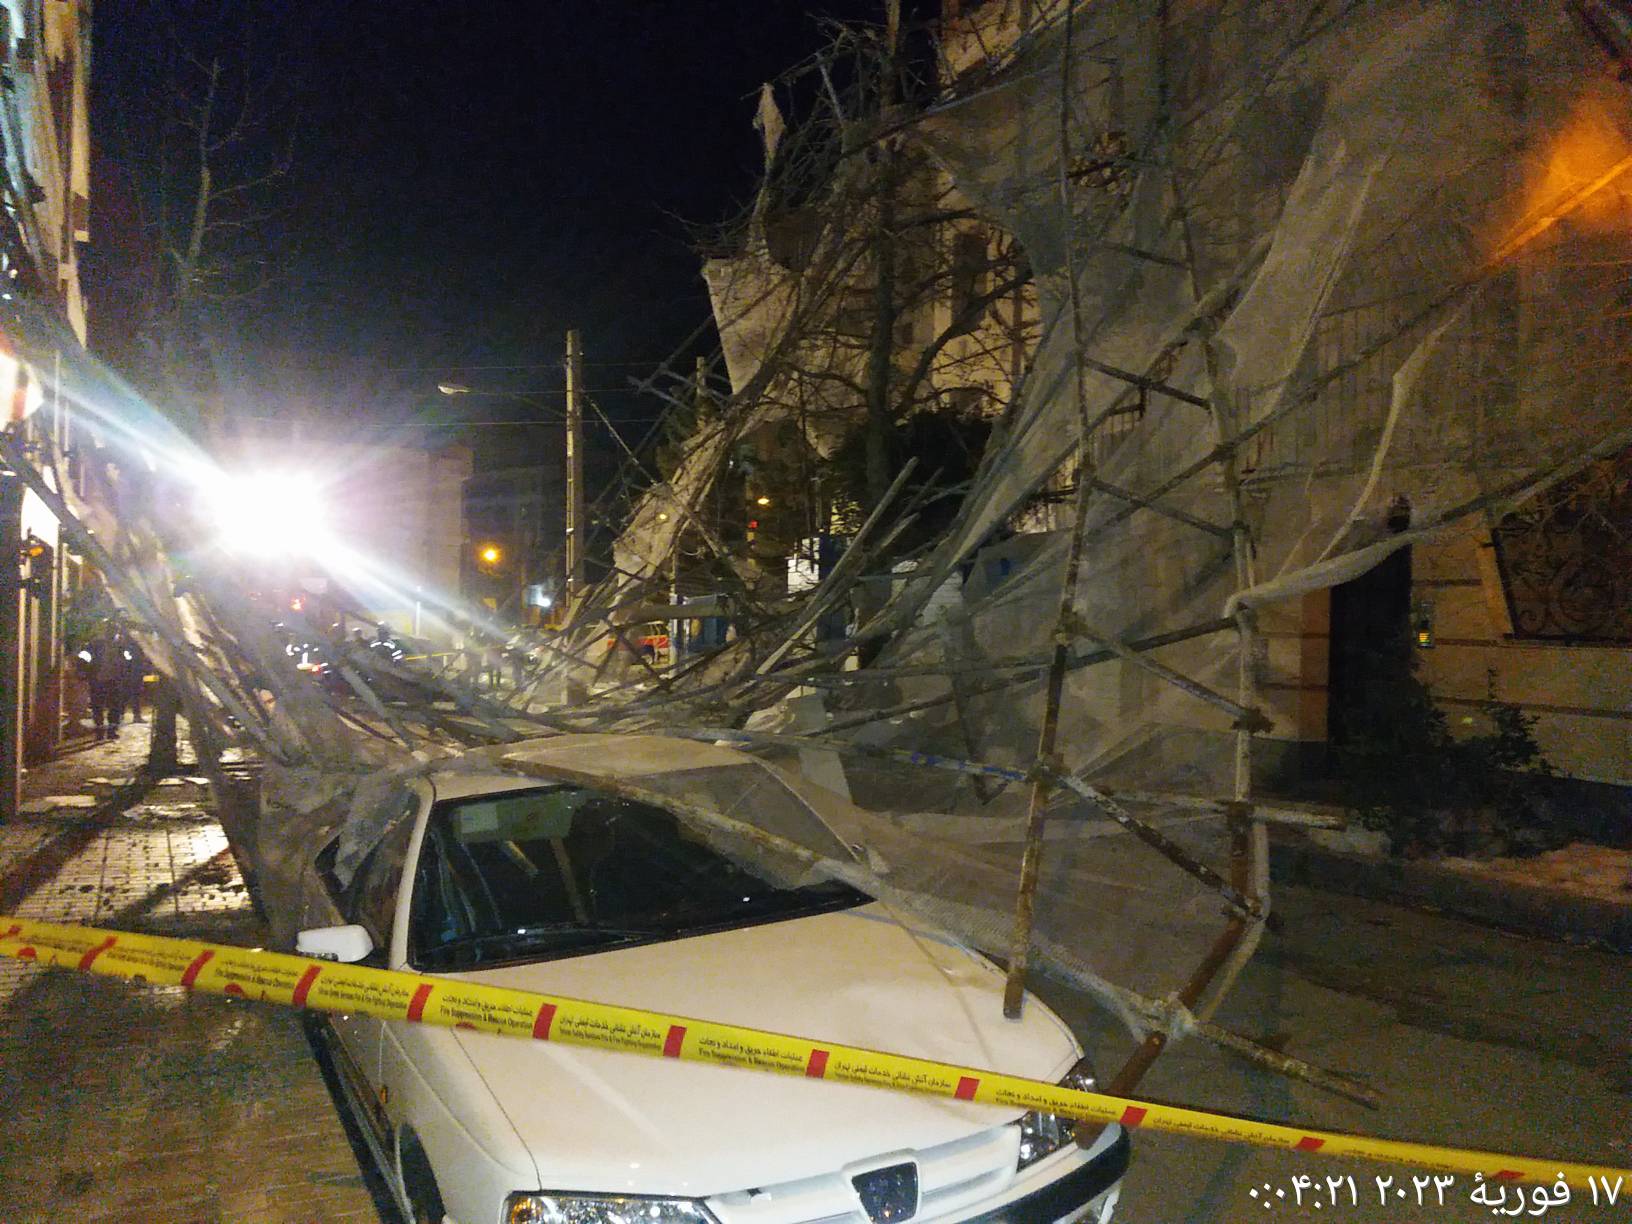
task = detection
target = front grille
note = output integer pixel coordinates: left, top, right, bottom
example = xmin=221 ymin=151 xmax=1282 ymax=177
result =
xmin=705 ymin=1125 xmax=1020 ymax=1223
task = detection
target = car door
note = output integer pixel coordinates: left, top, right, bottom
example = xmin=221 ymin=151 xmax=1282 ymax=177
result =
xmin=378 ymin=804 xmax=468 ymax=1135
xmin=377 ymin=782 xmax=550 ymax=1222
xmin=318 ymin=799 xmax=420 ymax=1149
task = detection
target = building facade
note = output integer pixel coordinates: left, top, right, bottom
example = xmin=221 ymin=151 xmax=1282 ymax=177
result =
xmin=0 ymin=0 xmax=92 ymax=819
xmin=938 ymin=0 xmax=1632 ymax=816
xmin=702 ymin=0 xmax=1630 ymax=826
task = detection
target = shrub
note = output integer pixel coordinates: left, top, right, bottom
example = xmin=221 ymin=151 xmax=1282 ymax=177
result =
xmin=1334 ymin=644 xmax=1558 ymax=858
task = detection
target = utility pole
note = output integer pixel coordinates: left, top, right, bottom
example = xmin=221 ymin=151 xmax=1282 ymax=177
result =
xmin=564 ymin=328 xmax=586 ymax=611
xmin=670 ymin=356 xmax=710 ymax=659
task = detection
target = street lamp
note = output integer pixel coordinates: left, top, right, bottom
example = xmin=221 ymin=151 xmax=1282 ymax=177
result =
xmin=436 ymin=382 xmax=566 ymax=422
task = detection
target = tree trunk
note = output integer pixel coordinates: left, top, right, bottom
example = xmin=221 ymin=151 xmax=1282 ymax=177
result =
xmin=865 ymin=164 xmax=899 ymax=512
xmin=864 ymin=19 xmax=901 ymax=515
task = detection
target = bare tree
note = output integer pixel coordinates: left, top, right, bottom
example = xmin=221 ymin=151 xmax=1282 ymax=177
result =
xmin=692 ymin=16 xmax=1037 ymax=592
xmin=109 ymin=0 xmax=303 ymax=439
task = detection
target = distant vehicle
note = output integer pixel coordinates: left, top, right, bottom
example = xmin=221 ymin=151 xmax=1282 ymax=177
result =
xmin=605 ymin=620 xmax=671 ymax=666
xmin=290 ymin=735 xmax=1129 ymax=1224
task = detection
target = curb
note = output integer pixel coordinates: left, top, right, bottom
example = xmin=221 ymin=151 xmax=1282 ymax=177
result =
xmin=1269 ymin=835 xmax=1632 ymax=953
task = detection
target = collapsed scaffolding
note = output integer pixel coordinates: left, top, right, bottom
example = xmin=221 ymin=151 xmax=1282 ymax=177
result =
xmin=6 ymin=0 xmax=1632 ymax=1115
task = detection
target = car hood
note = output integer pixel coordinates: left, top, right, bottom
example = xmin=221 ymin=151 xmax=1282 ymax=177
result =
xmin=442 ymin=903 xmax=1081 ymax=1198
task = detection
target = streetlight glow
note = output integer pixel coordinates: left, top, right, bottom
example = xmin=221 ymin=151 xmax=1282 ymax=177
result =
xmin=199 ymin=469 xmax=331 ymax=558
xmin=479 ymin=544 xmax=502 ymax=565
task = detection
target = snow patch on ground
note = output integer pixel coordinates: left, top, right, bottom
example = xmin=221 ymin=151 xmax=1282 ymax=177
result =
xmin=1439 ymin=842 xmax=1632 ymax=904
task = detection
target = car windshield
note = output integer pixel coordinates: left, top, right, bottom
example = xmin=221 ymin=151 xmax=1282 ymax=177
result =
xmin=409 ymin=784 xmax=868 ymax=971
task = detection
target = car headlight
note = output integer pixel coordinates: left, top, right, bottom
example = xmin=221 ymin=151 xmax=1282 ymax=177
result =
xmin=504 ymin=1191 xmax=717 ymax=1224
xmin=1015 ymin=1060 xmax=1097 ymax=1171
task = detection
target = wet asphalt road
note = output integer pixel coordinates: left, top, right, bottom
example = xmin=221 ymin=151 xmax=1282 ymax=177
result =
xmin=1038 ymin=884 xmax=1632 ymax=1223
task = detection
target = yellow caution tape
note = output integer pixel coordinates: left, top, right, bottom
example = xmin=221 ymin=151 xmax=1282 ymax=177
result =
xmin=2 ymin=915 xmax=1626 ymax=1189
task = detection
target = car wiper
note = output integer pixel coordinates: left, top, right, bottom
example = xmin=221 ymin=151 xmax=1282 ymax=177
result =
xmin=516 ymin=923 xmax=660 ymax=944
xmin=427 ymin=923 xmax=662 ymax=961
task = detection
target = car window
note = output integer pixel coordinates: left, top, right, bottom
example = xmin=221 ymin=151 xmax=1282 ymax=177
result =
xmin=315 ymin=837 xmax=347 ymax=907
xmin=408 ymin=784 xmax=866 ymax=971
xmin=350 ymin=812 xmax=418 ymax=948
xmin=632 ymin=763 xmax=853 ymax=863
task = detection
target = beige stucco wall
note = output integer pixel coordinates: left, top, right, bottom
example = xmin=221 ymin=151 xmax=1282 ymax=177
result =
xmin=1256 ymin=592 xmax=1332 ymax=746
xmin=1413 ymin=529 xmax=1631 ymax=786
xmin=318 ymin=442 xmax=473 ymax=631
xmin=1246 ymin=525 xmax=1631 ymax=788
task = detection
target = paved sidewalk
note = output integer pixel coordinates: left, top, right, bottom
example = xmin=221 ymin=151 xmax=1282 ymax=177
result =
xmin=1270 ymin=829 xmax=1632 ymax=952
xmin=0 ymin=723 xmax=380 ymax=1222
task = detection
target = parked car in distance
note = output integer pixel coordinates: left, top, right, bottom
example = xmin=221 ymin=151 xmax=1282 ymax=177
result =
xmin=293 ymin=734 xmax=1129 ymax=1224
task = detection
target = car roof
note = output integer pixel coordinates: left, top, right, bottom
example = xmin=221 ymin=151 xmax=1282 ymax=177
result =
xmin=430 ymin=733 xmax=760 ymax=802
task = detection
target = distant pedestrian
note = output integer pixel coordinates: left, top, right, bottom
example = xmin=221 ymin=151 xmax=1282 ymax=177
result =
xmin=370 ymin=622 xmax=404 ymax=663
xmin=505 ymin=639 xmax=528 ymax=688
xmin=78 ymin=620 xmax=125 ymax=741
xmin=120 ymin=633 xmax=149 ymax=724
xmin=455 ymin=629 xmax=479 ymax=683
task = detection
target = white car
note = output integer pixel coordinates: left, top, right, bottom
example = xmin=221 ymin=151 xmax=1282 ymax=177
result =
xmin=293 ymin=735 xmax=1129 ymax=1224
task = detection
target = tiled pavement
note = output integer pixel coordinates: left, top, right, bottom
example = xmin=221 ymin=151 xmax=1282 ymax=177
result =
xmin=0 ymin=723 xmax=382 ymax=1222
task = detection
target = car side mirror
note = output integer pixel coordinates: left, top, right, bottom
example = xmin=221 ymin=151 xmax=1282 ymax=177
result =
xmin=297 ymin=923 xmax=375 ymax=964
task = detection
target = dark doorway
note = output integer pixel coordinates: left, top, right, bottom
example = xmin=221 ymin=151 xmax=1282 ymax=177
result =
xmin=1327 ymin=545 xmax=1412 ymax=756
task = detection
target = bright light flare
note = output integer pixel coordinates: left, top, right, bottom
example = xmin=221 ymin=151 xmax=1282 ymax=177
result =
xmin=199 ymin=469 xmax=332 ymax=558
xmin=1533 ymin=93 xmax=1632 ymax=214
xmin=1494 ymin=88 xmax=1632 ymax=261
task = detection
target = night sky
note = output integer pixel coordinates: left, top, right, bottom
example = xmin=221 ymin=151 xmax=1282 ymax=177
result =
xmin=84 ymin=1 xmax=902 ymax=471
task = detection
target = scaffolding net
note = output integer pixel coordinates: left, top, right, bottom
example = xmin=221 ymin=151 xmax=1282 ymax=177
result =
xmin=5 ymin=0 xmax=1631 ymax=1105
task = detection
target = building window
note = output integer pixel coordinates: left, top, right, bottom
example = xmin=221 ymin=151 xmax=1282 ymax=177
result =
xmin=1490 ymin=444 xmax=1632 ymax=642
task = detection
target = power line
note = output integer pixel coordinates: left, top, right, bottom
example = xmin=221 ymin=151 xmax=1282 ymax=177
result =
xmin=379 ymin=360 xmax=683 ymax=372
xmin=231 ymin=415 xmax=669 ymax=428
xmin=434 ymin=386 xmax=649 ymax=395
xmin=367 ymin=416 xmax=671 ymax=427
